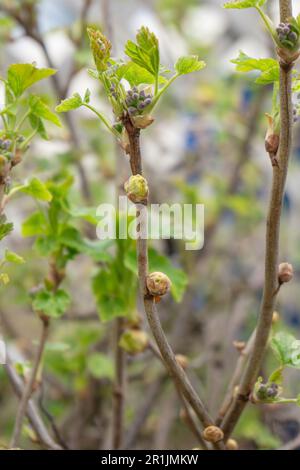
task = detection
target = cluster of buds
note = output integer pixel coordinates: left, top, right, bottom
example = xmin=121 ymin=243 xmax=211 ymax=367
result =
xmin=125 ymin=87 xmax=153 ymax=117
xmin=255 ymin=381 xmax=279 ymax=402
xmin=119 ymin=329 xmax=149 ymax=355
xmin=124 ymin=174 xmax=149 ymax=204
xmin=146 ymin=271 xmax=171 ymax=299
xmin=0 ymin=138 xmax=13 ymax=166
xmin=276 ymin=23 xmax=299 ymax=49
xmin=278 ymin=262 xmax=293 ymax=285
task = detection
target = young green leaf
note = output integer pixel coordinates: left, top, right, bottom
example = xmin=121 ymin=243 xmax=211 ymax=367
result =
xmin=55 ymin=93 xmax=83 ymax=113
xmin=271 ymin=332 xmax=300 ymax=368
xmin=87 ymin=353 xmax=114 ymax=380
xmin=32 ymin=288 xmax=71 ymax=318
xmin=231 ymin=51 xmax=279 ymax=84
xmin=7 ymin=63 xmax=56 ymax=97
xmin=29 ymin=95 xmax=61 ymax=127
xmin=4 ymin=249 xmax=25 ymax=264
xmin=125 ymin=26 xmax=160 ymax=77
xmin=0 ymin=218 xmax=13 ymax=241
xmin=116 ymin=61 xmax=167 ymax=86
xmin=175 ymin=56 xmax=206 ymax=75
xmin=22 ymin=211 xmax=48 ymax=237
xmin=224 ymin=0 xmax=267 ymax=9
xmin=0 ymin=272 xmax=10 ymax=285
xmin=14 ymin=177 xmax=53 ymax=202
xmin=29 ymin=114 xmax=49 ymax=140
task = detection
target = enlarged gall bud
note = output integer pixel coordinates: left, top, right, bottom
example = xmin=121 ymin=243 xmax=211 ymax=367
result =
xmin=272 ymin=311 xmax=280 ymax=324
xmin=146 ymin=272 xmax=171 ymax=297
xmin=202 ymin=425 xmax=224 ymax=443
xmin=119 ymin=329 xmax=149 ymax=355
xmin=278 ymin=262 xmax=293 ymax=284
xmin=226 ymin=439 xmax=239 ymax=450
xmin=124 ymin=174 xmax=149 ymax=203
xmin=87 ymin=27 xmax=111 ymax=72
xmin=175 ymin=354 xmax=189 ymax=370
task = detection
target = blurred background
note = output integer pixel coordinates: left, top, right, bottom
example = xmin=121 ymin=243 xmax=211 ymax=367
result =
xmin=1 ymin=0 xmax=300 ymax=450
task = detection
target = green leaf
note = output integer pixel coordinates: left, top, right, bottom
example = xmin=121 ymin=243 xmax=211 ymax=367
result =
xmin=0 ymin=273 xmax=10 ymax=285
xmin=55 ymin=93 xmax=83 ymax=112
xmin=4 ymin=249 xmax=25 ymax=264
xmin=231 ymin=51 xmax=279 ymax=84
xmin=32 ymin=288 xmax=71 ymax=318
xmin=7 ymin=63 xmax=56 ymax=97
xmin=34 ymin=235 xmax=58 ymax=257
xmin=59 ymin=226 xmax=112 ymax=262
xmin=29 ymin=113 xmax=49 ymax=140
xmin=116 ymin=61 xmax=167 ymax=86
xmin=175 ymin=56 xmax=206 ymax=75
xmin=271 ymin=332 xmax=300 ymax=368
xmin=87 ymin=353 xmax=114 ymax=380
xmin=0 ymin=218 xmax=13 ymax=241
xmin=29 ymin=95 xmax=61 ymax=127
xmin=224 ymin=0 xmax=266 ymax=9
xmin=21 ymin=211 xmax=48 ymax=237
xmin=125 ymin=26 xmax=160 ymax=77
xmin=16 ymin=177 xmax=53 ymax=202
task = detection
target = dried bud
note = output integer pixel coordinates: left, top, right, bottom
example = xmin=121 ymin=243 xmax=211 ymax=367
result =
xmin=272 ymin=311 xmax=280 ymax=324
xmin=119 ymin=329 xmax=149 ymax=355
xmin=146 ymin=272 xmax=171 ymax=297
xmin=226 ymin=439 xmax=239 ymax=450
xmin=202 ymin=425 xmax=224 ymax=443
xmin=131 ymin=114 xmax=154 ymax=129
xmin=233 ymin=340 xmax=246 ymax=353
xmin=265 ymin=134 xmax=280 ymax=155
xmin=87 ymin=27 xmax=111 ymax=72
xmin=175 ymin=354 xmax=189 ymax=369
xmin=278 ymin=262 xmax=293 ymax=284
xmin=124 ymin=174 xmax=149 ymax=203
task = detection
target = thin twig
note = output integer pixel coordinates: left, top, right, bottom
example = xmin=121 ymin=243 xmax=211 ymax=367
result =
xmin=216 ymin=329 xmax=256 ymax=425
xmin=221 ymin=0 xmax=294 ymax=440
xmin=4 ymin=354 xmax=61 ymax=450
xmin=10 ymin=318 xmax=49 ymax=447
xmin=123 ymin=116 xmax=225 ymax=450
xmin=38 ymin=383 xmax=69 ymax=450
xmin=111 ymin=318 xmax=126 ymax=449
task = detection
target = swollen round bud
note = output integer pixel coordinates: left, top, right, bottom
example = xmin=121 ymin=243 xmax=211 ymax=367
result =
xmin=226 ymin=439 xmax=239 ymax=450
xmin=278 ymin=262 xmax=293 ymax=284
xmin=119 ymin=329 xmax=149 ymax=355
xmin=124 ymin=174 xmax=149 ymax=203
xmin=175 ymin=354 xmax=189 ymax=369
xmin=202 ymin=425 xmax=224 ymax=443
xmin=272 ymin=311 xmax=280 ymax=324
xmin=146 ymin=272 xmax=171 ymax=297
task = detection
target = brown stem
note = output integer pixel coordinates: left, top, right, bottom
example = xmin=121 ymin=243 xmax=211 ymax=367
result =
xmin=220 ymin=0 xmax=294 ymax=440
xmin=10 ymin=318 xmax=50 ymax=447
xmin=123 ymin=117 xmax=225 ymax=450
xmin=5 ymin=354 xmax=61 ymax=450
xmin=216 ymin=329 xmax=256 ymax=425
xmin=111 ymin=318 xmax=126 ymax=449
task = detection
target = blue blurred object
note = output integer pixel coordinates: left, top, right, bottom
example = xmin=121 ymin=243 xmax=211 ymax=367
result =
xmin=285 ymin=305 xmax=300 ymax=328
xmin=283 ymin=192 xmax=291 ymax=213
xmin=240 ymin=87 xmax=253 ymax=113
xmin=38 ymin=0 xmax=76 ymax=33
